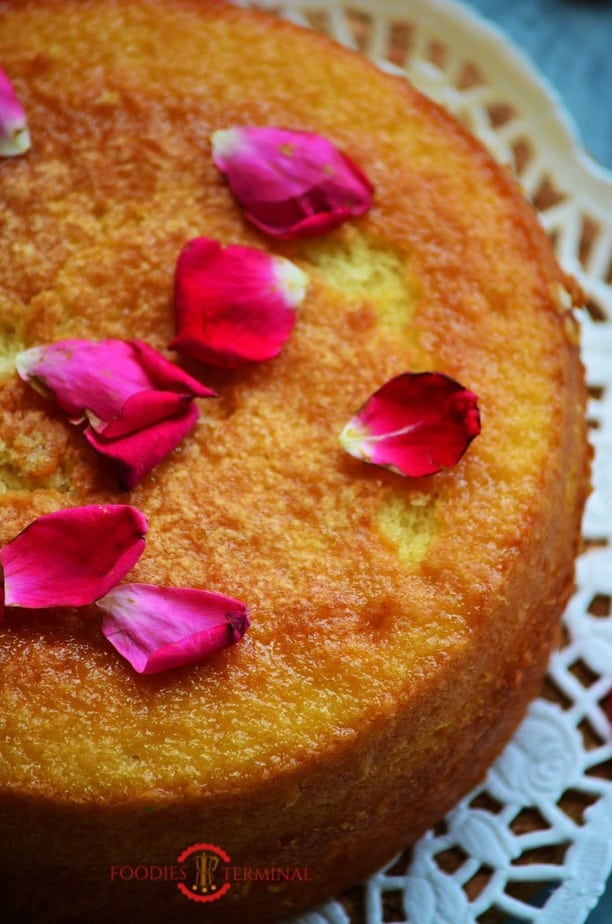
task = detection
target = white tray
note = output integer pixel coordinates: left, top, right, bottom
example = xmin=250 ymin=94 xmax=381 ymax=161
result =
xmin=239 ymin=2 xmax=612 ymax=922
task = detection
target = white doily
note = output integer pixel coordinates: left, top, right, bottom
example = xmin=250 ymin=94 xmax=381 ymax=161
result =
xmin=239 ymin=2 xmax=612 ymax=922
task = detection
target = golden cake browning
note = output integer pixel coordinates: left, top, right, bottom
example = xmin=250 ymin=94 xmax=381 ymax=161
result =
xmin=0 ymin=1 xmax=589 ymax=921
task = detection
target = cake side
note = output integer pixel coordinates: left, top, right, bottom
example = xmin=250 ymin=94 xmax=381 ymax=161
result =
xmin=0 ymin=1 xmax=590 ymax=921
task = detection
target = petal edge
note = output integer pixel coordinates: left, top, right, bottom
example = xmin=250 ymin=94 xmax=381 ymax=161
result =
xmin=97 ymin=583 xmax=250 ymax=674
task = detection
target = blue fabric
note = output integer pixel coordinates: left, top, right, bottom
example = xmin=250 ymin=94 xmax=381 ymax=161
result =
xmin=454 ymin=3 xmax=612 ymax=921
xmin=457 ymin=0 xmax=612 ymax=169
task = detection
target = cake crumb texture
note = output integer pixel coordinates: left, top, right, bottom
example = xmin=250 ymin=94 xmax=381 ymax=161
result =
xmin=0 ymin=2 xmax=590 ymax=921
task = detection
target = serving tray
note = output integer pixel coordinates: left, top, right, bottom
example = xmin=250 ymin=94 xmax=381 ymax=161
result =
xmin=238 ymin=2 xmax=612 ymax=922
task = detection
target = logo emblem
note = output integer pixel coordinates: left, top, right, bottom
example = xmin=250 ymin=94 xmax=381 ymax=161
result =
xmin=176 ymin=843 xmax=231 ymax=903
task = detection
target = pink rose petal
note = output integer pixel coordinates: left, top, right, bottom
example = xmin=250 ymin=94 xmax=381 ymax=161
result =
xmin=0 ymin=505 xmax=147 ymax=616
xmin=87 ymin=401 xmax=200 ymax=490
xmin=15 ymin=339 xmax=215 ymax=488
xmin=0 ymin=66 xmax=30 ymax=157
xmin=170 ymin=237 xmax=308 ymax=366
xmin=340 ymin=372 xmax=481 ymax=477
xmin=131 ymin=340 xmax=216 ymax=398
xmin=97 ymin=583 xmax=250 ymax=674
xmin=211 ymin=126 xmax=373 ymax=239
xmin=93 ymin=389 xmax=195 ymax=440
xmin=15 ymin=339 xmax=213 ymax=426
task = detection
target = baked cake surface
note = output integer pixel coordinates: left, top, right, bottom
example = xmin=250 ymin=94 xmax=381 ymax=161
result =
xmin=0 ymin=1 xmax=590 ymax=921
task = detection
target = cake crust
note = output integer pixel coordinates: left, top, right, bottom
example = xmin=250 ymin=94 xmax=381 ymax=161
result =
xmin=0 ymin=1 xmax=590 ymax=920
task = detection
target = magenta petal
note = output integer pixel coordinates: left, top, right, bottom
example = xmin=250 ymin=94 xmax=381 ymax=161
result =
xmin=130 ymin=340 xmax=215 ymax=399
xmin=211 ymin=126 xmax=373 ymax=240
xmin=96 ymin=390 xmax=196 ymax=439
xmin=16 ymin=340 xmax=156 ymax=423
xmin=0 ymin=66 xmax=30 ymax=157
xmin=97 ymin=583 xmax=250 ymax=674
xmin=16 ymin=339 xmax=215 ymax=487
xmin=15 ymin=339 xmax=213 ymax=427
xmin=170 ymin=237 xmax=308 ymax=366
xmin=0 ymin=505 xmax=147 ymax=611
xmin=86 ymin=401 xmax=200 ymax=490
xmin=339 ymin=372 xmax=481 ymax=477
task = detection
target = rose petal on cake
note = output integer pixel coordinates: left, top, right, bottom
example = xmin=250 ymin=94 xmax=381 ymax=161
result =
xmin=15 ymin=339 xmax=215 ymax=487
xmin=130 ymin=340 xmax=216 ymax=399
xmin=0 ymin=505 xmax=147 ymax=613
xmin=0 ymin=66 xmax=30 ymax=157
xmin=339 ymin=372 xmax=481 ymax=477
xmin=97 ymin=583 xmax=250 ymax=674
xmin=170 ymin=237 xmax=308 ymax=366
xmin=86 ymin=401 xmax=200 ymax=491
xmin=15 ymin=339 xmax=159 ymax=423
xmin=211 ymin=126 xmax=373 ymax=239
xmin=15 ymin=339 xmax=214 ymax=427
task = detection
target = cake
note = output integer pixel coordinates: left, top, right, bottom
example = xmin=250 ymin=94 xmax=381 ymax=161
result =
xmin=0 ymin=1 xmax=590 ymax=922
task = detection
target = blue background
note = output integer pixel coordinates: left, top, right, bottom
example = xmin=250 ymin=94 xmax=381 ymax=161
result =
xmin=458 ymin=0 xmax=612 ymax=170
xmin=455 ymin=2 xmax=612 ymax=920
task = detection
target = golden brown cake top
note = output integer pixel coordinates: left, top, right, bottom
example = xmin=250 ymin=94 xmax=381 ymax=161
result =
xmin=0 ymin=0 xmax=587 ymax=802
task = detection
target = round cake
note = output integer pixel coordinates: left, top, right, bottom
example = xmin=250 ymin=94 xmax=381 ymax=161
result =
xmin=0 ymin=1 xmax=590 ymax=921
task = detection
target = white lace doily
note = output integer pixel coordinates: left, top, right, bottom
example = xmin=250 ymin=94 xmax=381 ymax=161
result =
xmin=239 ymin=2 xmax=612 ymax=922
